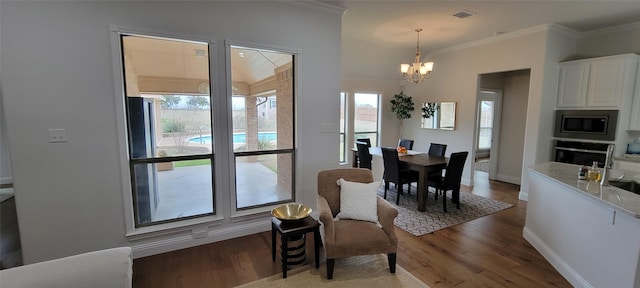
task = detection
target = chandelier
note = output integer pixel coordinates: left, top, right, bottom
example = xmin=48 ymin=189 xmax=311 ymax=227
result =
xmin=401 ymin=28 xmax=434 ymax=84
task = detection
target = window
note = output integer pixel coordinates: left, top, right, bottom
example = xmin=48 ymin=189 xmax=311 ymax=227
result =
xmin=230 ymin=46 xmax=295 ymax=210
xmin=353 ymin=93 xmax=379 ymax=147
xmin=339 ymin=92 xmax=347 ymax=163
xmin=116 ymin=32 xmax=297 ymax=228
xmin=120 ymin=34 xmax=214 ymax=227
xmin=478 ymin=100 xmax=494 ymax=150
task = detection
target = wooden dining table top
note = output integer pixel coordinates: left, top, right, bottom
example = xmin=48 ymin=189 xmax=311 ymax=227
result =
xmin=366 ymin=147 xmax=448 ymax=166
xmin=355 ymin=146 xmax=448 ymax=211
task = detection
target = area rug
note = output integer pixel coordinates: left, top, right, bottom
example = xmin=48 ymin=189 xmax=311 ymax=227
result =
xmin=379 ymin=187 xmax=513 ymax=236
xmin=234 ymin=254 xmax=429 ymax=288
xmin=474 ymin=159 xmax=490 ymax=172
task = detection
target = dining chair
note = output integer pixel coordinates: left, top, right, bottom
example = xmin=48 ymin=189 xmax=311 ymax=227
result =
xmin=427 ymin=143 xmax=448 ymax=180
xmin=428 ymin=143 xmax=447 ymax=157
xmin=356 ymin=142 xmax=372 ymax=170
xmin=381 ymin=147 xmax=419 ymax=204
xmin=426 ymin=151 xmax=468 ymax=212
xmin=397 ymin=139 xmax=414 ymax=150
xmin=356 ymin=138 xmax=372 ymax=147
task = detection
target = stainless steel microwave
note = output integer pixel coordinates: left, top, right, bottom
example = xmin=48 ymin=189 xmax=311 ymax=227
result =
xmin=554 ymin=110 xmax=618 ymax=141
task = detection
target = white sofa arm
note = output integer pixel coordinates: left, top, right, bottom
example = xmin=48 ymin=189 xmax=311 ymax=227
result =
xmin=0 ymin=247 xmax=132 ymax=288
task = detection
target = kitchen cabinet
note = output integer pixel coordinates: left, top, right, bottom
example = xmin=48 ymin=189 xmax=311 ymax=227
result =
xmin=526 ymin=162 xmax=640 ymax=288
xmin=556 ymin=61 xmax=589 ymax=107
xmin=557 ymin=54 xmax=637 ymax=109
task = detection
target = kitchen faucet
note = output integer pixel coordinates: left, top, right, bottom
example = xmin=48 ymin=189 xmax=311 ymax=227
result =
xmin=600 ymin=144 xmax=615 ymax=186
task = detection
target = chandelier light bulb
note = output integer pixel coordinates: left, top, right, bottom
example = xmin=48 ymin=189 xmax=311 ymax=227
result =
xmin=400 ymin=28 xmax=434 ymax=84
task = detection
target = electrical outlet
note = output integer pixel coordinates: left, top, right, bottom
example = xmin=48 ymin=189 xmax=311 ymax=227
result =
xmin=48 ymin=128 xmax=68 ymax=143
xmin=320 ymin=123 xmax=334 ymax=133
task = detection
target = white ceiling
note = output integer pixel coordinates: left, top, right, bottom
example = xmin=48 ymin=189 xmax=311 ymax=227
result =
xmin=340 ymin=1 xmax=640 ymax=79
xmin=342 ymin=1 xmax=640 ymax=51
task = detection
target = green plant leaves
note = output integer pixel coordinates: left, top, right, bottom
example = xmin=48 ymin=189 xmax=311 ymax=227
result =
xmin=390 ymin=91 xmax=415 ymax=120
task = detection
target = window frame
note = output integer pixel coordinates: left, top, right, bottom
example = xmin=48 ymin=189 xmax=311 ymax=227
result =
xmin=111 ymin=26 xmax=300 ymax=236
xmin=353 ymin=92 xmax=380 ymax=147
xmin=339 ymin=92 xmax=348 ymax=164
xmin=111 ymin=26 xmax=225 ymax=237
xmin=225 ymin=40 xmax=299 ymax=217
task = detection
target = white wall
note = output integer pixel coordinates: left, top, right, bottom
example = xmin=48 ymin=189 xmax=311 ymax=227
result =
xmin=496 ymin=70 xmax=530 ymax=184
xmin=576 ymin=22 xmax=640 ymax=58
xmin=397 ymin=26 xmax=576 ymax=191
xmin=1 ymin=1 xmax=342 ymax=263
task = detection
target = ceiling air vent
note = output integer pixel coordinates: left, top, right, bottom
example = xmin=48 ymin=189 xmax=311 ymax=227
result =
xmin=452 ymin=10 xmax=476 ymax=19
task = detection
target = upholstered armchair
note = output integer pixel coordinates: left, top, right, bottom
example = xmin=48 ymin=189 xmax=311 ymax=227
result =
xmin=316 ymin=168 xmax=399 ymax=279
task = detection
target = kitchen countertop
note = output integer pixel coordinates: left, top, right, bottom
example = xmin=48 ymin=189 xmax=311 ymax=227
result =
xmin=530 ymin=162 xmax=640 ymax=218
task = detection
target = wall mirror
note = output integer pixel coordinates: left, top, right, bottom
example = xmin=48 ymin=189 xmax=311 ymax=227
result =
xmin=421 ymin=102 xmax=456 ymax=130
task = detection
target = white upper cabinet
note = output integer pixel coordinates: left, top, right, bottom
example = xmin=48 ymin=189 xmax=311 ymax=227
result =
xmin=557 ymin=62 xmax=589 ymax=107
xmin=557 ymin=54 xmax=637 ymax=109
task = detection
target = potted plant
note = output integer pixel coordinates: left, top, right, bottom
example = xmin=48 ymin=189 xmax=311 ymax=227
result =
xmin=390 ymin=91 xmax=415 ymax=137
xmin=156 ymin=149 xmax=174 ymax=171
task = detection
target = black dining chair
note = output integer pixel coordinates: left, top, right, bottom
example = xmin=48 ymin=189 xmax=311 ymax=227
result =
xmin=356 ymin=138 xmax=372 ymax=147
xmin=381 ymin=147 xmax=419 ymax=204
xmin=397 ymin=139 xmax=414 ymax=150
xmin=427 ymin=143 xmax=448 ymax=180
xmin=356 ymin=142 xmax=372 ymax=170
xmin=426 ymin=151 xmax=468 ymax=212
xmin=428 ymin=143 xmax=447 ymax=157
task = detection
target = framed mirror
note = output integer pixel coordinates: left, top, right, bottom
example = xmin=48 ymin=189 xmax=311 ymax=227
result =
xmin=421 ymin=102 xmax=456 ymax=130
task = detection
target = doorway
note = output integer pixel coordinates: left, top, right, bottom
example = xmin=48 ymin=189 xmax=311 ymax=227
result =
xmin=473 ymin=69 xmax=531 ymax=186
xmin=475 ymin=90 xmax=502 ymax=180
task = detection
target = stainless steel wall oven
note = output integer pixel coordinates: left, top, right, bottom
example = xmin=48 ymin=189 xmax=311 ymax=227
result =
xmin=553 ymin=140 xmax=611 ymax=168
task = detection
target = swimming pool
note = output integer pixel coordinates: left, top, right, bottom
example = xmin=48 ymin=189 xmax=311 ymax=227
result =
xmin=189 ymin=132 xmax=277 ymax=144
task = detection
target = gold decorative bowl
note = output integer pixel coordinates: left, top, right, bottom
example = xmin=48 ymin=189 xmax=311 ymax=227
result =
xmin=271 ymin=204 xmax=312 ymax=222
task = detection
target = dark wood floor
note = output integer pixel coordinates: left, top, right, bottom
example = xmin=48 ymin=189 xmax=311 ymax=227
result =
xmin=133 ymin=172 xmax=572 ymax=288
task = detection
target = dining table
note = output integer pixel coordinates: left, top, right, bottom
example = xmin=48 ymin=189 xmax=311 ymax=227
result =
xmin=354 ymin=147 xmax=448 ymax=212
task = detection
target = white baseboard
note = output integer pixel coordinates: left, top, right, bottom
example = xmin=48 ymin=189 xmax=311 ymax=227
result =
xmin=496 ymin=174 xmax=520 ymax=185
xmin=461 ymin=177 xmax=472 ymax=186
xmin=518 ymin=191 xmax=528 ymax=201
xmin=522 ymin=227 xmax=592 ymax=288
xmin=130 ymin=220 xmax=271 ymax=259
xmin=0 ymin=177 xmax=12 ymax=185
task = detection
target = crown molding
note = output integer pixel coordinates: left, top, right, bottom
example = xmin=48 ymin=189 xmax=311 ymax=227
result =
xmin=431 ymin=24 xmax=577 ymax=56
xmin=287 ymin=0 xmax=346 ymax=15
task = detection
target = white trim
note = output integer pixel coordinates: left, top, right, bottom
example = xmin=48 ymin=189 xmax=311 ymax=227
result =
xmin=287 ymin=0 xmax=346 ymax=15
xmin=125 ymin=215 xmax=224 ymax=241
xmin=0 ymin=177 xmax=12 ymax=185
xmin=518 ymin=191 xmax=528 ymax=201
xmin=131 ymin=219 xmax=271 ymax=259
xmin=461 ymin=177 xmax=472 ymax=187
xmin=432 ymin=24 xmax=576 ymax=56
xmin=110 ymin=26 xmax=136 ymax=235
xmin=226 ymin=39 xmax=301 ymax=55
xmin=523 ymin=227 xmax=593 ymax=288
